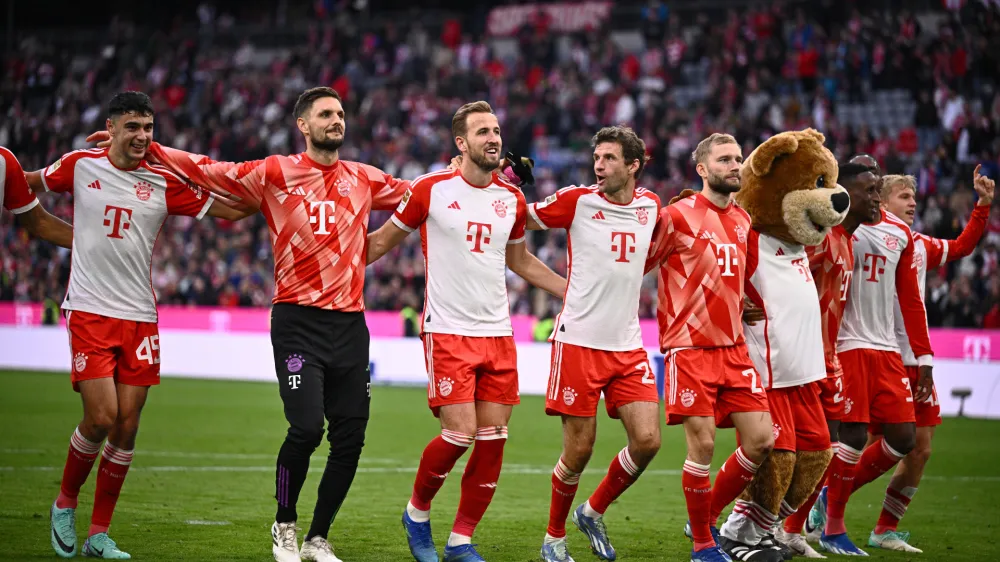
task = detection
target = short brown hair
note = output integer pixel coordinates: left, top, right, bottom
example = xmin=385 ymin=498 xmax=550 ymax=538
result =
xmin=592 ymin=126 xmax=649 ymax=179
xmin=293 ymin=87 xmax=342 ymax=120
xmin=691 ymin=133 xmax=739 ymax=165
xmin=452 ymin=101 xmax=495 ymax=138
xmin=881 ymin=174 xmax=916 ymax=200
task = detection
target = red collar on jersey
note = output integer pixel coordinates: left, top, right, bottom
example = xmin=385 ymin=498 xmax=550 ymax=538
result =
xmin=458 ymin=169 xmax=495 ymax=189
xmin=300 ymin=152 xmax=342 ymax=171
xmin=599 ymin=190 xmax=638 ymax=206
xmin=697 ymin=191 xmax=734 ymax=212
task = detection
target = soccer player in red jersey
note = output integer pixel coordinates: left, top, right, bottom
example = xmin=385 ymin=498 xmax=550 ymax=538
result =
xmin=366 ymin=101 xmax=565 ymax=562
xmin=526 ymin=126 xmax=661 ymax=562
xmin=774 ymin=163 xmax=882 ymax=557
xmin=1 ymin=146 xmax=73 ymax=247
xmin=862 ymin=167 xmax=993 ymax=552
xmin=25 ymin=92 xmax=244 ymax=560
xmin=128 ymin=87 xmax=416 ymax=562
xmin=644 ymin=133 xmax=775 ymax=562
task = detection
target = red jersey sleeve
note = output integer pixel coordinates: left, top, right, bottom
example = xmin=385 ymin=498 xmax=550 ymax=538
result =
xmin=926 ymin=205 xmax=989 ymax=268
xmin=1 ymin=148 xmax=38 ymax=214
xmin=391 ymin=182 xmax=431 ymax=232
xmin=805 ymin=235 xmax=829 ymax=274
xmin=644 ymin=207 xmax=675 ymax=274
xmin=156 ymin=165 xmax=213 ymax=219
xmin=148 ymin=142 xmax=266 ymax=208
xmin=896 ymin=229 xmax=934 ymax=362
xmin=362 ymin=164 xmax=411 ymax=211
xmin=509 ymin=189 xmax=527 ymax=244
xmin=527 ymin=186 xmax=588 ymax=230
xmin=40 ymin=152 xmax=82 ymax=194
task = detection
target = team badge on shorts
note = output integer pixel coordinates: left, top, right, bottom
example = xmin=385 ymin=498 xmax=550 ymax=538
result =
xmin=845 ymin=398 xmax=853 ymax=415
xmin=74 ymin=352 xmax=88 ymax=373
xmin=438 ymin=377 xmax=454 ymax=397
xmin=637 ymin=208 xmax=649 ymax=225
xmin=680 ymin=388 xmax=697 ymax=408
xmin=493 ymin=200 xmax=508 ymax=218
xmin=772 ymin=423 xmax=782 ymax=440
xmin=134 ymin=180 xmax=153 ymax=201
xmin=735 ymin=225 xmax=747 ymax=243
xmin=285 ymin=354 xmax=304 ymax=373
xmin=562 ymin=387 xmax=578 ymax=406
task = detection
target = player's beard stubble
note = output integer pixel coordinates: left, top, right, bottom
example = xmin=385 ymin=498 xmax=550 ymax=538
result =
xmin=707 ymin=171 xmax=741 ymax=194
xmin=469 ymin=143 xmax=501 ymax=173
xmin=310 ymin=127 xmax=344 ymax=153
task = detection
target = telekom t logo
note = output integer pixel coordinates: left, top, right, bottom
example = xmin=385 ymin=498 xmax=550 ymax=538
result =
xmin=839 ymin=270 xmax=853 ymax=301
xmin=103 ymin=205 xmax=133 ymax=239
xmin=791 ymin=258 xmax=812 ymax=281
xmin=715 ymin=243 xmax=738 ymax=277
xmin=466 ymin=221 xmax=492 ymax=253
xmin=863 ymin=253 xmax=888 ymax=282
xmin=309 ymin=201 xmax=337 ymax=235
xmin=611 ymin=231 xmax=637 ymax=263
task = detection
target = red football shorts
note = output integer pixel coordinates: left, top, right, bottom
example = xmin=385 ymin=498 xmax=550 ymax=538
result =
xmin=545 ymin=342 xmax=658 ymax=419
xmin=664 ymin=344 xmax=770 ymax=427
xmin=67 ymin=310 xmax=161 ymax=392
xmin=817 ymin=363 xmax=846 ymax=421
xmin=871 ymin=366 xmax=942 ymax=435
xmin=839 ymin=348 xmax=915 ymax=425
xmin=767 ymin=382 xmax=831 ymax=452
xmin=422 ymin=333 xmax=519 ymax=416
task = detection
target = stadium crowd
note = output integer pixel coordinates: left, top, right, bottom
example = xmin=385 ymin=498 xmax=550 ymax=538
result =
xmin=2 ymin=0 xmax=1000 ymax=327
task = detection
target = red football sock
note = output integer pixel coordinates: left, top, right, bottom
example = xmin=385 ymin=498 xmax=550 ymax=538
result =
xmin=89 ymin=443 xmax=133 ymax=536
xmin=56 ymin=428 xmax=102 ymax=510
xmin=452 ymin=426 xmax=507 ymax=540
xmin=852 ymin=438 xmax=905 ymax=493
xmin=825 ymin=443 xmax=861 ymax=536
xmin=588 ymin=447 xmax=641 ymax=515
xmin=546 ymin=457 xmax=581 ymax=539
xmin=409 ymin=430 xmax=474 ymax=512
xmin=784 ymin=489 xmax=820 ymax=533
xmin=683 ymin=460 xmax=715 ymax=551
xmin=709 ymin=447 xmax=760 ymax=524
xmin=874 ymin=486 xmax=916 ymax=534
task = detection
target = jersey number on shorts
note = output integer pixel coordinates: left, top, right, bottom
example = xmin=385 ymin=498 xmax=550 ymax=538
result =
xmin=901 ymin=377 xmax=914 ymax=402
xmin=741 ymin=368 xmax=764 ymax=393
xmin=136 ymin=335 xmax=160 ymax=365
xmin=833 ymin=376 xmax=844 ymax=403
xmin=636 ymin=361 xmax=654 ymax=385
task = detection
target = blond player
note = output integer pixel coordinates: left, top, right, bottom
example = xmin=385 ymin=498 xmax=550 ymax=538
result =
xmin=645 ymin=133 xmax=775 ymax=562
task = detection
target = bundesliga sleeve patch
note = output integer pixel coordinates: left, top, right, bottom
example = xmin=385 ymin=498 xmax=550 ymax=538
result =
xmin=46 ymin=158 xmax=62 ymax=175
xmin=396 ymin=189 xmax=412 ymax=213
xmin=535 ymin=193 xmax=557 ymax=209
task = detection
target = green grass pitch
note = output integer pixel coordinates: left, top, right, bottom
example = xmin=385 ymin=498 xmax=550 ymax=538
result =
xmin=1 ymin=370 xmax=998 ymax=561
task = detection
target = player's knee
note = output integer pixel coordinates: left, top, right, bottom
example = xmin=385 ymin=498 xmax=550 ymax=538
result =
xmin=886 ymin=431 xmax=916 ymax=457
xmin=563 ymin=439 xmax=594 ymax=468
xmin=85 ymin=406 xmax=118 ymax=435
xmin=746 ymin=432 xmax=774 ymax=461
xmin=689 ymin=435 xmax=715 ymax=462
xmin=631 ymin=429 xmax=661 ymax=463
xmin=326 ymin=418 xmax=368 ymax=461
xmin=287 ymin=419 xmax=325 ymax=451
xmin=909 ymin=440 xmax=932 ymax=467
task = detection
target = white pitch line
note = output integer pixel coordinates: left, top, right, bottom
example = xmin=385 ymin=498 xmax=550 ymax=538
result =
xmin=1 ymin=465 xmax=998 ymax=482
xmin=0 ymin=449 xmax=400 ymax=464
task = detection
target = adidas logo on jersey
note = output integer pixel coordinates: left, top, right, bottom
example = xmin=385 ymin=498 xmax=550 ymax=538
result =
xmin=775 ymin=247 xmax=785 ymax=256
xmin=286 ymin=185 xmax=306 ymax=196
xmin=448 ymin=201 xmax=461 ymax=210
xmin=87 ymin=180 xmax=101 ymax=190
xmin=836 ymin=256 xmax=846 ymax=266
xmin=592 ymin=211 xmax=606 ymax=220
xmin=698 ymin=231 xmax=715 ymax=240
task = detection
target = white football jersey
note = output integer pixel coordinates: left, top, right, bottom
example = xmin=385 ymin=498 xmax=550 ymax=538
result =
xmin=529 ymin=185 xmax=659 ymax=351
xmin=743 ymin=231 xmax=825 ymax=389
xmin=392 ymin=169 xmax=526 ymax=337
xmin=42 ymin=148 xmax=212 ymax=323
xmin=838 ymin=210 xmax=933 ymax=363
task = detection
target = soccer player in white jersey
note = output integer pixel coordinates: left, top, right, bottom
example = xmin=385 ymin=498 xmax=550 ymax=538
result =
xmin=526 ymin=126 xmax=661 ymax=562
xmin=24 ymin=92 xmax=246 ymax=560
xmin=809 ymin=159 xmax=936 ymax=556
xmin=1 ymin=146 xmax=73 ymax=247
xmin=366 ymin=101 xmax=565 ymax=562
xmin=862 ymin=167 xmax=993 ymax=552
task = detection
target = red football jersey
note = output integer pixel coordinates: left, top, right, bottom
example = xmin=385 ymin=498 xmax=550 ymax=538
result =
xmin=148 ymin=143 xmax=409 ymax=312
xmin=1 ymin=146 xmax=39 ymax=219
xmin=806 ymin=225 xmax=855 ymax=373
xmin=645 ymin=192 xmax=751 ymax=351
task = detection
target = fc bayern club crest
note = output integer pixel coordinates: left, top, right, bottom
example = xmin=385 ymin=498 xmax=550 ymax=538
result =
xmin=884 ymin=235 xmax=899 ymax=250
xmin=493 ymin=200 xmax=508 ymax=218
xmin=562 ymin=387 xmax=578 ymax=406
xmin=680 ymin=388 xmax=697 ymax=408
xmin=134 ymin=180 xmax=153 ymax=201
xmin=335 ymin=178 xmax=352 ymax=197
xmin=735 ymin=225 xmax=747 ymax=244
xmin=637 ymin=208 xmax=649 ymax=225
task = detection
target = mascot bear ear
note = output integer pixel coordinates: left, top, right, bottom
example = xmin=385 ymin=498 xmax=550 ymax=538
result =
xmin=803 ymin=127 xmax=826 ymax=145
xmin=669 ymin=188 xmax=697 ymax=205
xmin=749 ymin=133 xmax=800 ymax=177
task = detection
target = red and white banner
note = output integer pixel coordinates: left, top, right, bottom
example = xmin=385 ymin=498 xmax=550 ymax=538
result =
xmin=486 ymin=2 xmax=613 ymax=37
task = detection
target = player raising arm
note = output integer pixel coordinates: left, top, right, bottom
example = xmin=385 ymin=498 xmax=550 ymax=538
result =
xmin=2 ymin=146 xmax=73 ymax=247
xmin=525 ymin=126 xmax=661 ymax=562
xmin=22 ymin=92 xmax=245 ymax=560
xmin=645 ymin=133 xmax=775 ymax=562
xmin=861 ymin=167 xmax=993 ymax=553
xmin=367 ymin=101 xmax=564 ymax=562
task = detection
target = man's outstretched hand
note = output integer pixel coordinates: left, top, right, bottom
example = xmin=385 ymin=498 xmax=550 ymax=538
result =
xmin=85 ymin=131 xmax=112 ymax=148
xmin=447 ymin=151 xmax=535 ymax=187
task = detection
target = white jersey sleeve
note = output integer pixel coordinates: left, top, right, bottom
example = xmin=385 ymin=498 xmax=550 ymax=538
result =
xmin=45 ymin=149 xmax=212 ymax=323
xmin=743 ymin=231 xmax=826 ymax=389
xmin=530 ymin=186 xmax=659 ymax=351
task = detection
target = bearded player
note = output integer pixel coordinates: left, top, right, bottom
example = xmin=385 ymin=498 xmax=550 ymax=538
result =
xmin=646 ymin=133 xmax=775 ymax=562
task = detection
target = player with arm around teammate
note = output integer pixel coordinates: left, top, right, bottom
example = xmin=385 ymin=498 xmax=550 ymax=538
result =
xmin=366 ymin=101 xmax=565 ymax=562
xmin=645 ymin=133 xmax=776 ymax=562
xmin=861 ymin=167 xmax=993 ymax=553
xmin=24 ymin=91 xmax=247 ymax=560
xmin=2 ymin=146 xmax=74 ymax=247
xmin=526 ymin=126 xmax=661 ymax=562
